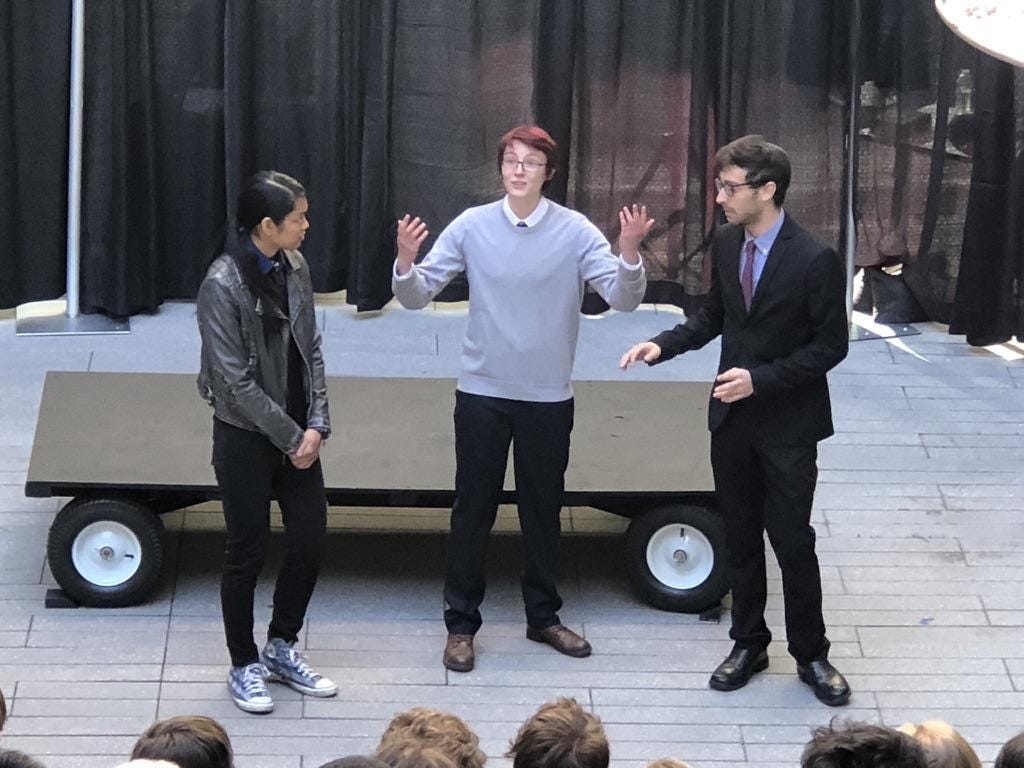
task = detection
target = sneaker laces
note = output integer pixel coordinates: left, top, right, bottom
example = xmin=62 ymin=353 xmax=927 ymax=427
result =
xmin=239 ymin=663 xmax=270 ymax=695
xmin=283 ymin=645 xmax=318 ymax=681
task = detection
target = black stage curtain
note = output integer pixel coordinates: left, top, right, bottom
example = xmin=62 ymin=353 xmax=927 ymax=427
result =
xmin=948 ymin=56 xmax=1024 ymax=345
xmin=3 ymin=0 xmax=1021 ymax=334
xmin=0 ymin=1 xmax=71 ymax=309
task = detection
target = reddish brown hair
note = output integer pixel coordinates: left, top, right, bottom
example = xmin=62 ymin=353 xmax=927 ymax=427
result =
xmin=497 ymin=125 xmax=557 ymax=189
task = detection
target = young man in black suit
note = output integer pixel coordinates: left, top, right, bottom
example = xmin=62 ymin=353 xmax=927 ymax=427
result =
xmin=620 ymin=135 xmax=851 ymax=706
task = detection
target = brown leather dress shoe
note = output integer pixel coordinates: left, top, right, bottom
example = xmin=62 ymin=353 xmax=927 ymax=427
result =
xmin=526 ymin=624 xmax=592 ymax=658
xmin=443 ymin=633 xmax=475 ymax=672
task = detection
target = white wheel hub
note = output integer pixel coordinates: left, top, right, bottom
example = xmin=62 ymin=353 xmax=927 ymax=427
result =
xmin=646 ymin=523 xmax=714 ymax=590
xmin=71 ymin=521 xmax=143 ymax=586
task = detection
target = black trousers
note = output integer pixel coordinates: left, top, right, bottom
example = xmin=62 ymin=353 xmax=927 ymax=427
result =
xmin=443 ymin=390 xmax=574 ymax=635
xmin=710 ymin=410 xmax=829 ymax=664
xmin=212 ymin=418 xmax=327 ymax=667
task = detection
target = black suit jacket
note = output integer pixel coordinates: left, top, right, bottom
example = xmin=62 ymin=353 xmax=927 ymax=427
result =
xmin=651 ymin=215 xmax=848 ymax=444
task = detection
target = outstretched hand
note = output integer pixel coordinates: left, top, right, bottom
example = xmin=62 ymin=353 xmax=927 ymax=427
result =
xmin=396 ymin=215 xmax=429 ymax=274
xmin=619 ymin=341 xmax=662 ymax=369
xmin=618 ymin=204 xmax=656 ymax=262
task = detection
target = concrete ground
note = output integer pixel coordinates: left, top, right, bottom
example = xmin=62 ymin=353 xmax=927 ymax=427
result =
xmin=1 ymin=296 xmax=1023 ymax=768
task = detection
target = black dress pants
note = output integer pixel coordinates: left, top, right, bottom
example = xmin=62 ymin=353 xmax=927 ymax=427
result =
xmin=443 ymin=390 xmax=574 ymax=635
xmin=212 ymin=418 xmax=327 ymax=667
xmin=710 ymin=410 xmax=829 ymax=664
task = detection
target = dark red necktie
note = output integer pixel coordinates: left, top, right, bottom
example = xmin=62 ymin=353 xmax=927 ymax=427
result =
xmin=740 ymin=239 xmax=756 ymax=310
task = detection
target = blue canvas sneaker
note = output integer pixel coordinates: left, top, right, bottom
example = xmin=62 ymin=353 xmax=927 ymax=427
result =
xmin=261 ymin=638 xmax=338 ymax=697
xmin=227 ymin=662 xmax=273 ymax=713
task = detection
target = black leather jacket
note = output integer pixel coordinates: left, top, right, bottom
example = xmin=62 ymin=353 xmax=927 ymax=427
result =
xmin=196 ymin=249 xmax=330 ymax=454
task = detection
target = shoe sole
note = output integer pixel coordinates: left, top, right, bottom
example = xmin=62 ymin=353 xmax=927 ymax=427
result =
xmin=708 ymin=655 xmax=769 ymax=692
xmin=797 ymin=669 xmax=851 ymax=706
xmin=526 ymin=627 xmax=592 ymax=658
xmin=265 ymin=672 xmax=338 ymax=697
xmin=443 ymin=656 xmax=474 ymax=672
xmin=229 ymin=692 xmax=274 ymax=714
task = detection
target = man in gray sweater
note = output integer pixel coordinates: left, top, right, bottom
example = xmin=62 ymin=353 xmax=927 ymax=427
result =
xmin=393 ymin=124 xmax=653 ymax=672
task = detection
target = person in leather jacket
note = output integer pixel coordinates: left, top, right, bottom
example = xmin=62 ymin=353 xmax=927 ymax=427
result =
xmin=196 ymin=171 xmax=336 ymax=714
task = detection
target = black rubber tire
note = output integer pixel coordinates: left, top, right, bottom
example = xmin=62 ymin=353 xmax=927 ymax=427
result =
xmin=624 ymin=502 xmax=729 ymax=613
xmin=46 ymin=497 xmax=164 ymax=607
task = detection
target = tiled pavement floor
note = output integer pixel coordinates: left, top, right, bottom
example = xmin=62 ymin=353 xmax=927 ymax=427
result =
xmin=1 ymin=298 xmax=1023 ymax=768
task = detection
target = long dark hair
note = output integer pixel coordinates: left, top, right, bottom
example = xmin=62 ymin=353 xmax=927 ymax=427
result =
xmin=205 ymin=170 xmax=307 ymax=292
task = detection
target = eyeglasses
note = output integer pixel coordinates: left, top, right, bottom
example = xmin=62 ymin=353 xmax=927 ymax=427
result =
xmin=501 ymin=156 xmax=547 ymax=173
xmin=714 ymin=178 xmax=761 ymax=197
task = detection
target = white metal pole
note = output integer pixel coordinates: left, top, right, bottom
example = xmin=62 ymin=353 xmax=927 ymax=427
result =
xmin=66 ymin=0 xmax=85 ymax=318
xmin=845 ymin=0 xmax=860 ymax=323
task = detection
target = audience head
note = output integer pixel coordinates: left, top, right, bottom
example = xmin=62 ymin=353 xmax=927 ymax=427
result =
xmin=318 ymin=757 xmax=392 ymax=768
xmin=376 ymin=708 xmax=485 ymax=768
xmin=0 ymin=752 xmax=48 ymax=768
xmin=896 ymin=721 xmax=980 ymax=768
xmin=506 ymin=698 xmax=609 ymax=768
xmin=131 ymin=715 xmax=233 ymax=768
xmin=646 ymin=759 xmax=692 ymax=768
xmin=995 ymin=731 xmax=1024 ymax=768
xmin=0 ymin=687 xmax=6 ymax=732
xmin=376 ymin=741 xmax=460 ymax=768
xmin=801 ymin=721 xmax=927 ymax=768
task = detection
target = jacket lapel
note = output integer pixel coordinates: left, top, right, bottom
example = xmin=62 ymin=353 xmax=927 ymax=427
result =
xmin=719 ymin=227 xmax=746 ymax=316
xmin=747 ymin=213 xmax=795 ymax=315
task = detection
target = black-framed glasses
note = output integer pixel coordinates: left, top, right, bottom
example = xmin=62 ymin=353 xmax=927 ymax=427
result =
xmin=501 ymin=156 xmax=547 ymax=173
xmin=714 ymin=178 xmax=761 ymax=197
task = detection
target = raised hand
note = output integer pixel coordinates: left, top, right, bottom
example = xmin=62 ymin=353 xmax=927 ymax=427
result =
xmin=396 ymin=214 xmax=429 ymax=274
xmin=619 ymin=341 xmax=662 ymax=369
xmin=618 ymin=204 xmax=656 ymax=262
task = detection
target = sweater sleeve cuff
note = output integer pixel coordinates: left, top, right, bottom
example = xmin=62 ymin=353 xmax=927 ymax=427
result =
xmin=393 ymin=260 xmax=415 ymax=280
xmin=618 ymin=254 xmax=644 ymax=271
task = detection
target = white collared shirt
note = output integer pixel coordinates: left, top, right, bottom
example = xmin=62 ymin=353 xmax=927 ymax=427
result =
xmin=502 ymin=195 xmax=549 ymax=228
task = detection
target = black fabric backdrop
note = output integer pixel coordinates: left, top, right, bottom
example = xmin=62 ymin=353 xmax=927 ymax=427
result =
xmin=0 ymin=1 xmax=70 ymax=309
xmin=3 ymin=0 xmax=1022 ymax=343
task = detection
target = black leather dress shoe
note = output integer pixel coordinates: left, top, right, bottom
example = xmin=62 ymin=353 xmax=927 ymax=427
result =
xmin=709 ymin=647 xmax=769 ymax=691
xmin=797 ymin=659 xmax=851 ymax=706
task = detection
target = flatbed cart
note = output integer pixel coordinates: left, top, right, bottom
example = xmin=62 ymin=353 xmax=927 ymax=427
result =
xmin=26 ymin=372 xmax=727 ymax=612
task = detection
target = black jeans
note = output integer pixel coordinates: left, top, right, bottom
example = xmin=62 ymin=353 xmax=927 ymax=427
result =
xmin=212 ymin=418 xmax=327 ymax=667
xmin=710 ymin=412 xmax=829 ymax=664
xmin=443 ymin=390 xmax=574 ymax=635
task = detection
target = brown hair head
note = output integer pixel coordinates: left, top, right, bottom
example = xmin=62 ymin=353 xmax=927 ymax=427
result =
xmin=131 ymin=715 xmax=233 ymax=768
xmin=713 ymin=134 xmax=791 ymax=207
xmin=377 ymin=708 xmax=485 ymax=768
xmin=995 ymin=731 xmax=1024 ymax=768
xmin=506 ymin=698 xmax=609 ymax=768
xmin=802 ymin=720 xmax=926 ymax=768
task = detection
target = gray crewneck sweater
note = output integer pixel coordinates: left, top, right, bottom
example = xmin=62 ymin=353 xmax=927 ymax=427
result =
xmin=393 ymin=198 xmax=646 ymax=401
